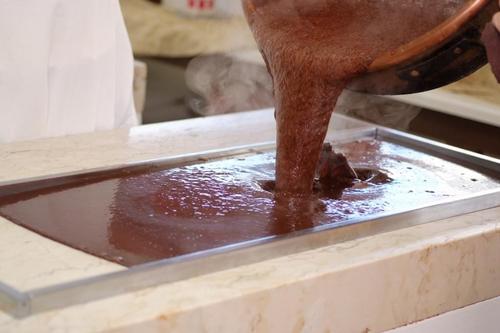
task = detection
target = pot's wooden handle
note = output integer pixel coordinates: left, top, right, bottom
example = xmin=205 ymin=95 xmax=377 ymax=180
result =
xmin=482 ymin=22 xmax=500 ymax=82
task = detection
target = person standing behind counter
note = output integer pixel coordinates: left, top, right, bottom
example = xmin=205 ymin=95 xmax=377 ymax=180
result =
xmin=0 ymin=1 xmax=137 ymax=143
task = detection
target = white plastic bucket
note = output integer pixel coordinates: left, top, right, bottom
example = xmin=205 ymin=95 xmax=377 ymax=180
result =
xmin=162 ymin=0 xmax=243 ymax=18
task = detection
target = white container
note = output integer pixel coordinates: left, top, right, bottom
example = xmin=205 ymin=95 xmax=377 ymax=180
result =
xmin=162 ymin=0 xmax=243 ymax=18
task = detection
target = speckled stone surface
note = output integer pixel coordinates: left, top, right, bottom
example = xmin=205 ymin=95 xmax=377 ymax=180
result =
xmin=0 ymin=110 xmax=499 ymax=332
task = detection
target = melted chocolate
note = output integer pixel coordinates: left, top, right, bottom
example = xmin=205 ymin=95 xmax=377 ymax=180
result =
xmin=0 ymin=1 xmax=487 ymax=267
xmin=243 ymin=0 xmax=466 ymax=196
xmin=1 ymin=140 xmax=497 ymax=266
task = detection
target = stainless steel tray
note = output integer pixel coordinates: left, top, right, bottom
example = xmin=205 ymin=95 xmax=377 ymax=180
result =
xmin=1 ymin=127 xmax=499 ymax=318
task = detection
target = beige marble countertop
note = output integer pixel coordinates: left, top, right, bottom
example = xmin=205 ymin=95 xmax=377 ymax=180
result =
xmin=0 ymin=110 xmax=499 ymax=332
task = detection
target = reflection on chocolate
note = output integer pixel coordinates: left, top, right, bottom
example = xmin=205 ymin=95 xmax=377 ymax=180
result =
xmin=1 ymin=140 xmax=498 ymax=267
xmin=243 ymin=0 xmax=466 ymax=197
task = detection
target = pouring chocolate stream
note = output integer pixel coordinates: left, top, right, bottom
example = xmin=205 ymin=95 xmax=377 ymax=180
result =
xmin=243 ymin=0 xmax=466 ymax=197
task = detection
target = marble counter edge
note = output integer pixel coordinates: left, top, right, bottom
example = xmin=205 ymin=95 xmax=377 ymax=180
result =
xmin=1 ymin=111 xmax=499 ymax=332
xmin=1 ymin=206 xmax=499 ymax=332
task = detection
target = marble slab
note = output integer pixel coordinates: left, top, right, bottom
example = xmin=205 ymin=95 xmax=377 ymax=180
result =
xmin=0 ymin=110 xmax=369 ymax=292
xmin=0 ymin=110 xmax=499 ymax=332
xmin=0 ymin=215 xmax=123 ymax=291
xmin=389 ymin=296 xmax=500 ymax=332
xmin=1 ymin=207 xmax=499 ymax=332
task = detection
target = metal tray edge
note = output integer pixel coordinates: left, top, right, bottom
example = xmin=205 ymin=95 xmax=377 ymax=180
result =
xmin=1 ymin=126 xmax=499 ymax=318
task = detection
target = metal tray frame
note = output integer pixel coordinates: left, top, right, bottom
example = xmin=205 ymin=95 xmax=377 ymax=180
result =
xmin=1 ymin=127 xmax=499 ymax=318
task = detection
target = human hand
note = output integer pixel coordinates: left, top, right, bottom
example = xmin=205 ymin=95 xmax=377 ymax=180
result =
xmin=494 ymin=1 xmax=500 ymax=31
xmin=494 ymin=12 xmax=500 ymax=31
xmin=484 ymin=2 xmax=500 ymax=81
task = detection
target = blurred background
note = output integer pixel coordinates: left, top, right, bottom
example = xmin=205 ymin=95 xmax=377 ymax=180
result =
xmin=125 ymin=0 xmax=500 ymax=157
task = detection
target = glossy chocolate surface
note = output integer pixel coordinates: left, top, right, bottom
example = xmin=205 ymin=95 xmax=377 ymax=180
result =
xmin=1 ymin=140 xmax=497 ymax=267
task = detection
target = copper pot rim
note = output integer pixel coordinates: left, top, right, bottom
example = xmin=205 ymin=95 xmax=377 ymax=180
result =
xmin=368 ymin=0 xmax=492 ymax=72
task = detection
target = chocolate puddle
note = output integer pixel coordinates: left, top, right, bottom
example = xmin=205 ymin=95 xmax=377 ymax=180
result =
xmin=1 ymin=140 xmax=498 ymax=266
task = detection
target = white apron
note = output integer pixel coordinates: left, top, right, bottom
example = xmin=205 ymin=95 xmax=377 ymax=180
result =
xmin=0 ymin=0 xmax=136 ymax=143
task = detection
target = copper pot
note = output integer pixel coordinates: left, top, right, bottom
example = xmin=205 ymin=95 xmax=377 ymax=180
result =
xmin=348 ymin=0 xmax=500 ymax=95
